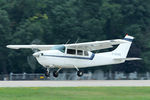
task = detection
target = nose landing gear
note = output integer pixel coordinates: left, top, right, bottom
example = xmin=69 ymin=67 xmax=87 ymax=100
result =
xmin=45 ymin=68 xmax=50 ymax=77
xmin=45 ymin=67 xmax=61 ymax=78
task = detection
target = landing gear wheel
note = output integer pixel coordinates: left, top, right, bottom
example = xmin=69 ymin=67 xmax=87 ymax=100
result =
xmin=77 ymin=71 xmax=83 ymax=77
xmin=45 ymin=71 xmax=50 ymax=77
xmin=53 ymin=71 xmax=59 ymax=77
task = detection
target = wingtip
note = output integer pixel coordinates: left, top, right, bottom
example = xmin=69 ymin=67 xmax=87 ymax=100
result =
xmin=6 ymin=45 xmax=10 ymax=48
xmin=6 ymin=45 xmax=19 ymax=49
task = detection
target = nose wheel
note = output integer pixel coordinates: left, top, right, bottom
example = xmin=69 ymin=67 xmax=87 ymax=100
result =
xmin=45 ymin=68 xmax=50 ymax=77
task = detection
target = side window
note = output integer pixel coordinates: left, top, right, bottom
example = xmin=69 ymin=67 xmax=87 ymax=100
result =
xmin=67 ymin=49 xmax=76 ymax=55
xmin=77 ymin=50 xmax=83 ymax=55
xmin=84 ymin=51 xmax=89 ymax=56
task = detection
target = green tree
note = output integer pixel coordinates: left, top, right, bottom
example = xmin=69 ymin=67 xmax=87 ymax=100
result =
xmin=0 ymin=9 xmax=11 ymax=74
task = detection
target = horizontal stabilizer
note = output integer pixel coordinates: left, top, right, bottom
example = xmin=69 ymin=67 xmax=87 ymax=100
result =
xmin=114 ymin=58 xmax=142 ymax=61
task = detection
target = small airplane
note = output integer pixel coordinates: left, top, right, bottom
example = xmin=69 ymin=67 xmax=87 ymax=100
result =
xmin=7 ymin=34 xmax=141 ymax=77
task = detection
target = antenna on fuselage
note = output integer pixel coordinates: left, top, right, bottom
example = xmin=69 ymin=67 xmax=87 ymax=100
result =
xmin=75 ymin=38 xmax=80 ymax=50
xmin=75 ymin=38 xmax=80 ymax=44
xmin=65 ymin=39 xmax=71 ymax=44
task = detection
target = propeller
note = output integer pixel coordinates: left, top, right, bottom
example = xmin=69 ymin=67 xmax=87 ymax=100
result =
xmin=27 ymin=39 xmax=42 ymax=72
xmin=27 ymin=55 xmax=37 ymax=72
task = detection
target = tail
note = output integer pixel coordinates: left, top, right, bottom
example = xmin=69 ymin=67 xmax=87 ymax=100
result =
xmin=112 ymin=34 xmax=134 ymax=58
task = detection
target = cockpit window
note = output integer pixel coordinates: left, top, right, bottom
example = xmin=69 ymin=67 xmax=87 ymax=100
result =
xmin=67 ymin=49 xmax=76 ymax=55
xmin=51 ymin=45 xmax=65 ymax=53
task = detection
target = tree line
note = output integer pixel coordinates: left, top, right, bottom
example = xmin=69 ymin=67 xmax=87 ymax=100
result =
xmin=0 ymin=0 xmax=150 ymax=74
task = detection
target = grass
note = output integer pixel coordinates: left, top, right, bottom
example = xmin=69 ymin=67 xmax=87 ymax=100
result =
xmin=0 ymin=87 xmax=150 ymax=100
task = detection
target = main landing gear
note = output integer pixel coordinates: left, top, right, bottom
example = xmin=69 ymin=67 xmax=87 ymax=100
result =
xmin=45 ymin=66 xmax=83 ymax=77
xmin=74 ymin=65 xmax=83 ymax=77
xmin=53 ymin=68 xmax=61 ymax=77
xmin=77 ymin=70 xmax=83 ymax=77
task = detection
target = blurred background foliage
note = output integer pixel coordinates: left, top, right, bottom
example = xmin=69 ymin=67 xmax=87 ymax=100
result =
xmin=0 ymin=0 xmax=150 ymax=74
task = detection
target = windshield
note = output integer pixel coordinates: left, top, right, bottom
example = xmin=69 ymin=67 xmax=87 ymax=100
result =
xmin=51 ymin=45 xmax=65 ymax=53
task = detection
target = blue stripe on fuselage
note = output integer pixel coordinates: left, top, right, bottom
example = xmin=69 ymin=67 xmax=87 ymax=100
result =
xmin=43 ymin=53 xmax=95 ymax=60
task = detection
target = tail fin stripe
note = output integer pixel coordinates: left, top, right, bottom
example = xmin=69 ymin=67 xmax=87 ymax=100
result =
xmin=123 ymin=38 xmax=133 ymax=42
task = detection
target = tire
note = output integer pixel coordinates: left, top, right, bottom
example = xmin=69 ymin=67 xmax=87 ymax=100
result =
xmin=53 ymin=71 xmax=59 ymax=77
xmin=77 ymin=71 xmax=83 ymax=77
xmin=45 ymin=71 xmax=50 ymax=77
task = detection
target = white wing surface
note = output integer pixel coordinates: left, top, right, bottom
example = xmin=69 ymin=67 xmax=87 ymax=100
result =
xmin=65 ymin=39 xmax=128 ymax=51
xmin=6 ymin=39 xmax=128 ymax=51
xmin=6 ymin=45 xmax=55 ymax=51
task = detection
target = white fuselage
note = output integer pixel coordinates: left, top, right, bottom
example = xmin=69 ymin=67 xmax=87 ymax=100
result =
xmin=34 ymin=50 xmax=124 ymax=69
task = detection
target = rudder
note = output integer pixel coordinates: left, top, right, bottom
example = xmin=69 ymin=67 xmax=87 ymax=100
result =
xmin=112 ymin=35 xmax=134 ymax=58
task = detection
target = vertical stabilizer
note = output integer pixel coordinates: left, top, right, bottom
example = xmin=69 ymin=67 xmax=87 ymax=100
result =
xmin=112 ymin=35 xmax=134 ymax=58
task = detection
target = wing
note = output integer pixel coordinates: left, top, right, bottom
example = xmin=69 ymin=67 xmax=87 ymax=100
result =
xmin=6 ymin=39 xmax=128 ymax=51
xmin=65 ymin=39 xmax=128 ymax=51
xmin=6 ymin=45 xmax=55 ymax=51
